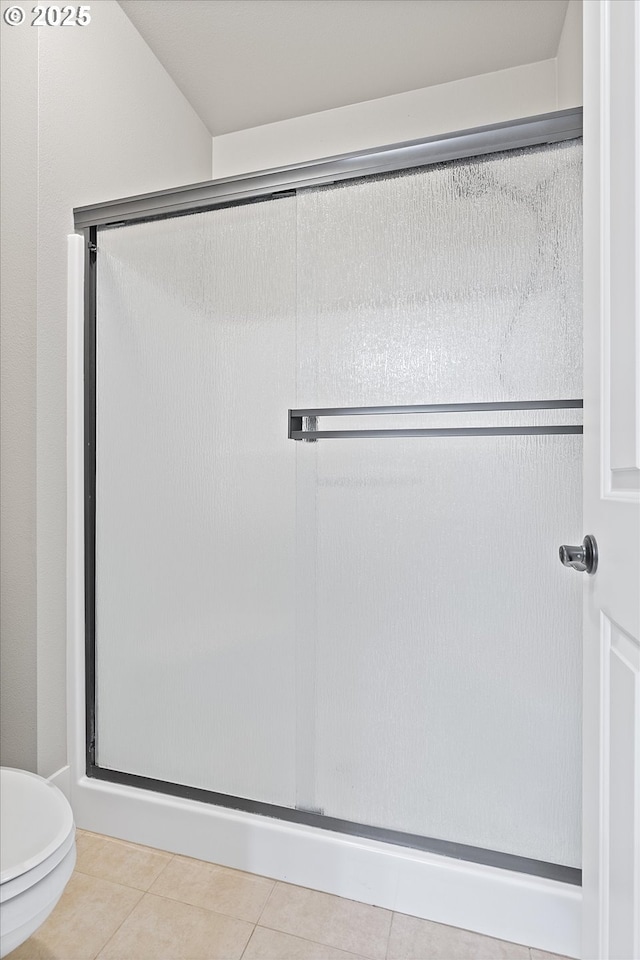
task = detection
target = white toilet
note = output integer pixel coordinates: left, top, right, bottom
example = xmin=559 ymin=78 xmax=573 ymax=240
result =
xmin=0 ymin=768 xmax=76 ymax=958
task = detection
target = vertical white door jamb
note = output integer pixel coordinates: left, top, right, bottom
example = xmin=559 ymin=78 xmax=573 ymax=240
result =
xmin=582 ymin=2 xmax=640 ymax=958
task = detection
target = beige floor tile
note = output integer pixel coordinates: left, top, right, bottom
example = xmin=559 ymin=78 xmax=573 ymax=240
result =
xmin=244 ymin=926 xmax=370 ymax=959
xmin=149 ymin=854 xmax=274 ymax=922
xmin=7 ymin=872 xmax=142 ymax=960
xmin=259 ymin=883 xmax=392 ymax=960
xmin=388 ymin=914 xmax=530 ymax=960
xmin=530 ymin=951 xmax=573 ymax=960
xmin=97 ymin=892 xmax=253 ymax=960
xmin=75 ymin=834 xmax=172 ymax=890
xmin=75 ymin=831 xmax=101 ymax=860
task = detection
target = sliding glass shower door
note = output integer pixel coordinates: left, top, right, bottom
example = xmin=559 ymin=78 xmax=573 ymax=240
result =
xmin=95 ymin=198 xmax=298 ymax=806
xmin=93 ymin=139 xmax=582 ymax=875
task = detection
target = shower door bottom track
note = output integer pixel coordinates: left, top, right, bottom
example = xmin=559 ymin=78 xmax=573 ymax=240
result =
xmin=87 ymin=763 xmax=581 ymax=886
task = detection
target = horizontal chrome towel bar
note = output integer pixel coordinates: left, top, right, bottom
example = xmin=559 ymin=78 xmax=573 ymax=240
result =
xmin=291 ymin=425 xmax=583 ymax=440
xmin=288 ymin=400 xmax=583 ymax=440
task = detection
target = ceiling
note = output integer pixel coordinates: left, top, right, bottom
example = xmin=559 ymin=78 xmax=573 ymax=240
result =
xmin=118 ymin=0 xmax=570 ymax=137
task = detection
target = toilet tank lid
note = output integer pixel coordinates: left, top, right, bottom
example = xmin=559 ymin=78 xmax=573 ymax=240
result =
xmin=0 ymin=767 xmax=74 ymax=883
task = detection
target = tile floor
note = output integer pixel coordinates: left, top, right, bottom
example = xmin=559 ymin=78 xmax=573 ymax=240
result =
xmin=8 ymin=831 xmax=572 ymax=960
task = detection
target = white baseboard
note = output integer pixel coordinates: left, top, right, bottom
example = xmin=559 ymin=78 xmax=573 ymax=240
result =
xmin=71 ymin=775 xmax=581 ymax=958
xmin=48 ymin=765 xmax=71 ymax=801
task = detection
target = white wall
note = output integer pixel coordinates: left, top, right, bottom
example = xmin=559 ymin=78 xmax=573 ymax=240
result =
xmin=0 ymin=9 xmax=38 ymax=772
xmin=214 ymin=48 xmax=582 ymax=179
xmin=212 ymin=59 xmax=560 ymax=178
xmin=0 ymin=0 xmax=212 ymax=775
xmin=212 ymin=5 xmax=582 ymax=179
xmin=557 ymin=0 xmax=583 ymax=109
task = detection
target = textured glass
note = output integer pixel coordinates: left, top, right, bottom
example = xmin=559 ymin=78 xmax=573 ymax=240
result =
xmin=294 ymin=141 xmax=583 ymax=865
xmin=95 ymin=140 xmax=582 ymax=867
xmin=296 ymin=141 xmax=582 ymax=408
xmin=303 ymin=434 xmax=582 ymax=865
xmin=95 ymin=199 xmax=298 ymax=804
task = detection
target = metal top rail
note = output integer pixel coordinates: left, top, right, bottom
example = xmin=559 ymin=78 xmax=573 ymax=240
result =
xmin=73 ymin=108 xmax=582 ymax=230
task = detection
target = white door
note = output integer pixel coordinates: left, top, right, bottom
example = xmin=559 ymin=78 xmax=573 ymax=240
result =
xmin=582 ymin=2 xmax=640 ymax=958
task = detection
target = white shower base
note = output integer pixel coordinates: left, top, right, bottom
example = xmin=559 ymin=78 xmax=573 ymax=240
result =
xmin=61 ymin=769 xmax=579 ymax=958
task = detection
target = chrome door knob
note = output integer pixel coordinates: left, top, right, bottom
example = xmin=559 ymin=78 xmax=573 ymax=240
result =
xmin=559 ymin=534 xmax=598 ymax=575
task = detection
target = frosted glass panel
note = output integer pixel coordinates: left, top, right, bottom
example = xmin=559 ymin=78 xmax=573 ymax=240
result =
xmin=295 ymin=141 xmax=582 ymax=866
xmin=296 ymin=141 xmax=582 ymax=407
xmin=94 ymin=139 xmax=582 ymax=868
xmin=95 ymin=199 xmax=298 ymax=804
xmin=306 ymin=435 xmax=582 ymax=864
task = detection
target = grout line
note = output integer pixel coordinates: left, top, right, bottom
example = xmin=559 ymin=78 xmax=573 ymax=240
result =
xmin=238 ymin=922 xmax=258 ymax=960
xmin=255 ymin=920 xmax=384 ymax=960
xmin=137 ymin=888 xmax=262 ymax=928
xmin=89 ymin=880 xmax=145 ymax=960
xmin=255 ymin=878 xmax=279 ymax=926
xmin=386 ymin=912 xmax=396 ymax=960
xmin=73 ymin=856 xmax=175 ymax=895
xmin=74 ymin=868 xmax=139 ymax=887
xmin=144 ymin=853 xmax=176 ymax=893
xmin=384 ymin=909 xmax=394 ymax=960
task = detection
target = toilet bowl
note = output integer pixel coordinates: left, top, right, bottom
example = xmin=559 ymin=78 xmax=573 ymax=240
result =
xmin=0 ymin=768 xmax=76 ymax=958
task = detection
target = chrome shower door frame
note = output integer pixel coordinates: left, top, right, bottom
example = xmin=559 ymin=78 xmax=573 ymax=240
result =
xmin=76 ymin=108 xmax=583 ymax=886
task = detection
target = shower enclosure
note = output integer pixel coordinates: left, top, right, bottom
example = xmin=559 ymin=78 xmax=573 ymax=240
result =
xmin=76 ymin=109 xmax=583 ymax=887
